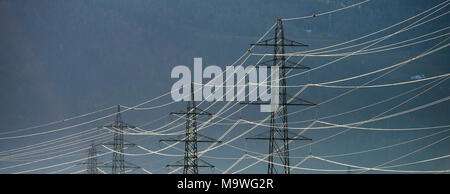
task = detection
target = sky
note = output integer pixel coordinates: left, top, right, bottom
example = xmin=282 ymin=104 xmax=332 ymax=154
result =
xmin=0 ymin=0 xmax=449 ymax=174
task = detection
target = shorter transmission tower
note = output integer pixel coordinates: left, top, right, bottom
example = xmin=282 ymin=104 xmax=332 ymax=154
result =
xmin=161 ymin=83 xmax=221 ymax=174
xmin=79 ymin=142 xmax=101 ymax=174
xmin=98 ymin=105 xmax=141 ymax=174
xmin=86 ymin=142 xmax=99 ymax=174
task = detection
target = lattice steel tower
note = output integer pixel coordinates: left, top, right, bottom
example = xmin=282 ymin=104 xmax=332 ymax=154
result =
xmin=245 ymin=19 xmax=315 ymax=174
xmin=161 ymin=83 xmax=221 ymax=174
xmin=99 ymin=105 xmax=140 ymax=174
xmin=86 ymin=142 xmax=99 ymax=174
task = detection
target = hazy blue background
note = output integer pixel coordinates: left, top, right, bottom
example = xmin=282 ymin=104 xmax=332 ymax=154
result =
xmin=0 ymin=0 xmax=449 ymax=174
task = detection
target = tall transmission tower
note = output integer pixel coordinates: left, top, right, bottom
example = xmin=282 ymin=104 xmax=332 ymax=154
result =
xmin=244 ymin=19 xmax=315 ymax=174
xmin=161 ymin=83 xmax=221 ymax=174
xmin=98 ymin=105 xmax=140 ymax=174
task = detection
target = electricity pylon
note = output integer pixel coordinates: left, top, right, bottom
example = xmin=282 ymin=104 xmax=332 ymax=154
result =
xmin=98 ymin=105 xmax=140 ymax=174
xmin=244 ymin=19 xmax=315 ymax=174
xmin=161 ymin=83 xmax=221 ymax=174
xmin=80 ymin=142 xmax=100 ymax=174
xmin=87 ymin=142 xmax=99 ymax=174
